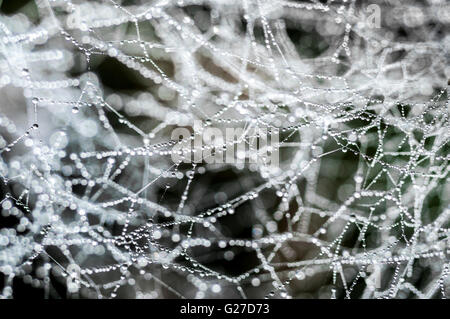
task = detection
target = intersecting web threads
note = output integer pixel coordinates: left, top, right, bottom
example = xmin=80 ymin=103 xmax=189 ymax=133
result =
xmin=0 ymin=0 xmax=449 ymax=299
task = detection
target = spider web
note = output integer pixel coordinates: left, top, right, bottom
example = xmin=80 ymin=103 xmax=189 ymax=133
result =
xmin=0 ymin=0 xmax=449 ymax=299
